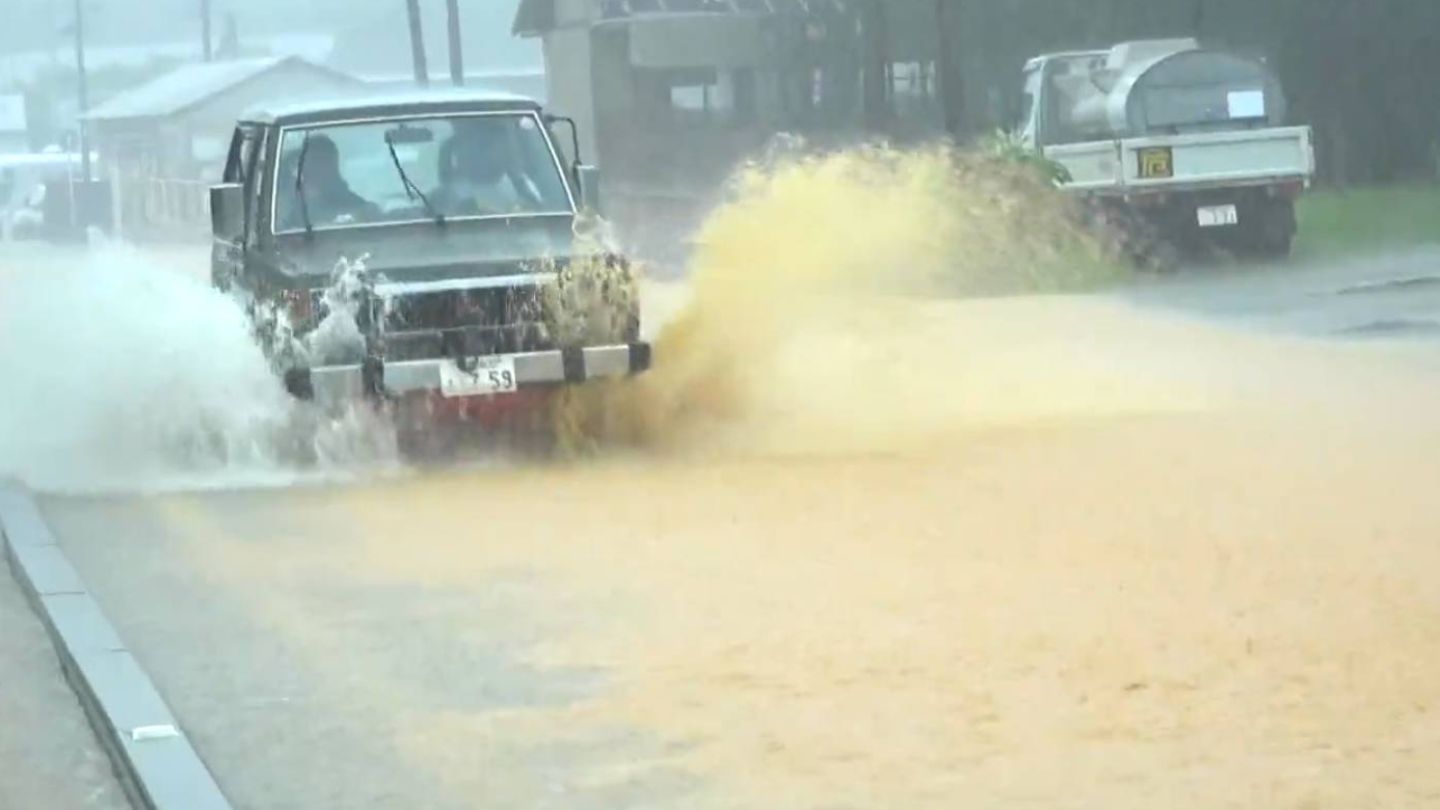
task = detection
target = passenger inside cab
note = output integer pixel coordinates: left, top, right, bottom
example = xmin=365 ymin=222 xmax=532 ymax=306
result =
xmin=432 ymin=117 xmax=546 ymax=216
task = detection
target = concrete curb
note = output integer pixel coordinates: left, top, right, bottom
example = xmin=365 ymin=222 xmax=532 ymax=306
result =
xmin=0 ymin=485 xmax=233 ymax=810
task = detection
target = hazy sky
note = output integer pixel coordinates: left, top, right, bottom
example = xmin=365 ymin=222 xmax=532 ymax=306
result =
xmin=1 ymin=0 xmax=534 ymax=68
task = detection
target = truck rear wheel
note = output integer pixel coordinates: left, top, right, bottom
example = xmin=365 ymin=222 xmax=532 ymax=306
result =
xmin=1083 ymin=200 xmax=1180 ymax=273
xmin=1242 ymin=198 xmax=1296 ymax=261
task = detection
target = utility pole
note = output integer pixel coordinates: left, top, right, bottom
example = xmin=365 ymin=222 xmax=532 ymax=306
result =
xmin=935 ymin=0 xmax=965 ymax=139
xmin=446 ymin=0 xmax=464 ymax=86
xmin=201 ymin=0 xmax=214 ymax=62
xmin=405 ymin=0 xmax=429 ymax=86
xmin=72 ymin=0 xmax=91 ymax=182
xmin=219 ymin=13 xmax=240 ymax=59
xmin=860 ymin=0 xmax=890 ymax=131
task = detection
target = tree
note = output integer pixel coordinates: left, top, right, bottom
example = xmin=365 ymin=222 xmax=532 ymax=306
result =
xmin=860 ymin=0 xmax=891 ymax=131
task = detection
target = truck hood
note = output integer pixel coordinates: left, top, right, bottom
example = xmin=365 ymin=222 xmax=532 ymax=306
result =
xmin=264 ymin=215 xmax=580 ymax=285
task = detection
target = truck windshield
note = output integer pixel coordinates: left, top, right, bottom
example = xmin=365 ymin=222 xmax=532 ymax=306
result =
xmin=274 ymin=112 xmax=572 ymax=233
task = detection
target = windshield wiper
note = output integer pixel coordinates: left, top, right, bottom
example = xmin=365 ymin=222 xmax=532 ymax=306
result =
xmin=294 ymin=131 xmax=314 ymax=235
xmin=384 ymin=134 xmax=444 ymax=226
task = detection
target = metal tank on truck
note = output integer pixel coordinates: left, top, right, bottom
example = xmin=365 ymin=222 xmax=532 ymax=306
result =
xmin=1015 ymin=38 xmax=1316 ymax=261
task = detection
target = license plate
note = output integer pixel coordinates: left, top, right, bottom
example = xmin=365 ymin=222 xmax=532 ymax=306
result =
xmin=1137 ymin=146 xmax=1173 ymax=179
xmin=1197 ymin=204 xmax=1239 ymax=228
xmin=438 ymin=355 xmax=518 ymax=397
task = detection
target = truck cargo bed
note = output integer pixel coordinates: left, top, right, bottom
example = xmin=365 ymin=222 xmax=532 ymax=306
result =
xmin=1047 ymin=126 xmax=1314 ymax=194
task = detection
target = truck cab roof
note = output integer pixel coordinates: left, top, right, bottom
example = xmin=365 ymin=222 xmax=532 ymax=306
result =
xmin=1023 ymin=49 xmax=1106 ymax=72
xmin=240 ymin=87 xmax=544 ymax=127
xmin=1024 ymin=38 xmax=1202 ymax=73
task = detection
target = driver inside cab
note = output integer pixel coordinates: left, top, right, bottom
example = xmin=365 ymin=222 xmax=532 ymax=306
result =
xmin=433 ymin=118 xmax=543 ymax=216
xmin=280 ymin=134 xmax=377 ymax=229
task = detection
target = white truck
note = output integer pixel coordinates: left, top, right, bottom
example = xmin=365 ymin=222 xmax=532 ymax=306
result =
xmin=0 ymin=151 xmax=91 ymax=240
xmin=1016 ymin=38 xmax=1315 ymax=260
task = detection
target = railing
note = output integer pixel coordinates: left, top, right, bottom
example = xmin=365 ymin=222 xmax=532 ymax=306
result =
xmin=111 ymin=175 xmax=211 ymax=241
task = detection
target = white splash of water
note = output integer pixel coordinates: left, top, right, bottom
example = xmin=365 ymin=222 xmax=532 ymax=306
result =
xmin=0 ymin=241 xmax=400 ymax=494
xmin=306 ymin=253 xmax=373 ymax=366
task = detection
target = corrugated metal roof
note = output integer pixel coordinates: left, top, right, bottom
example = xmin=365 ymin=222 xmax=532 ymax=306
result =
xmin=514 ymin=0 xmax=849 ymax=36
xmin=85 ymin=57 xmax=350 ymax=121
xmin=512 ymin=0 xmax=556 ymax=36
xmin=0 ymin=35 xmax=336 ymax=87
xmin=597 ymin=0 xmax=848 ymax=19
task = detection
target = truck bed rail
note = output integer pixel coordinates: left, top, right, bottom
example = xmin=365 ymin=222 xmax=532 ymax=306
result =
xmin=1046 ymin=126 xmax=1314 ymax=195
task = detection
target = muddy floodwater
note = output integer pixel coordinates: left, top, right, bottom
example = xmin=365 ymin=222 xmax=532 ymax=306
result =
xmin=319 ymin=409 xmax=1440 ymax=808
xmin=5 ymin=150 xmax=1440 ymax=807
xmin=49 ymin=298 xmax=1440 ymax=809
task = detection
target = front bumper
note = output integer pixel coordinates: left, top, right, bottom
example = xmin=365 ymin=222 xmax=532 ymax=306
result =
xmin=289 ymin=342 xmax=652 ymax=403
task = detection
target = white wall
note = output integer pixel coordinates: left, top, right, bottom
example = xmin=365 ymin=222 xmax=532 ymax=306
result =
xmin=541 ymin=27 xmax=598 ymax=164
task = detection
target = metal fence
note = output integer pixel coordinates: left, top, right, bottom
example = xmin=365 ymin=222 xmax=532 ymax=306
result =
xmin=111 ymin=173 xmax=210 ymax=241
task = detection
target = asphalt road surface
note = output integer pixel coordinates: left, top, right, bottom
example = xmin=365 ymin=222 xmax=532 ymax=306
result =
xmin=1124 ymin=246 xmax=1440 ymax=339
xmin=22 ymin=247 xmax=1440 ymax=809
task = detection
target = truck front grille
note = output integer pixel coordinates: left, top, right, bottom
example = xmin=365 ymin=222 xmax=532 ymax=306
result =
xmin=379 ymin=286 xmax=553 ymax=361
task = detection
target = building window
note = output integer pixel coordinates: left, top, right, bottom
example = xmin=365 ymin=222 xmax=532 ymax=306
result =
xmin=642 ymin=67 xmax=757 ymax=127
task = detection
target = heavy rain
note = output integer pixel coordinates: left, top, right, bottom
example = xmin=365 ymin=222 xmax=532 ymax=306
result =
xmin=3 ymin=2 xmax=1440 ymax=808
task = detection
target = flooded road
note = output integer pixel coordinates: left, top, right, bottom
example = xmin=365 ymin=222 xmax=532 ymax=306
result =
xmin=38 ymin=362 xmax=1440 ymax=809
xmin=18 ymin=248 xmax=1440 ymax=808
xmin=5 ymin=152 xmax=1440 ymax=807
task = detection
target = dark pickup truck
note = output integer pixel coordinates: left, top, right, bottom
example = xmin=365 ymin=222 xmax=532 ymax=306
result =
xmin=208 ymin=89 xmax=649 ymax=437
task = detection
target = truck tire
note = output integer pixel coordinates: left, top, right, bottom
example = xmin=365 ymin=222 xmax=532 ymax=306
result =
xmin=209 ymin=246 xmax=228 ymax=291
xmin=1245 ymin=198 xmax=1296 ymax=261
xmin=1086 ymin=200 xmax=1180 ymax=273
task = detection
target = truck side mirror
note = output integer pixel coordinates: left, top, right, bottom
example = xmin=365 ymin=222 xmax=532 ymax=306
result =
xmin=574 ymin=165 xmax=602 ymax=214
xmin=210 ymin=183 xmax=244 ymax=242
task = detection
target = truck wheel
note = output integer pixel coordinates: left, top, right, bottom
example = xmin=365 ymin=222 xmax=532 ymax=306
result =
xmin=210 ymin=244 xmax=238 ymax=291
xmin=1246 ymin=198 xmax=1296 ymax=261
xmin=209 ymin=262 xmax=228 ymax=292
xmin=1113 ymin=204 xmax=1180 ymax=273
xmin=394 ymin=422 xmax=458 ymax=465
xmin=390 ymin=397 xmax=460 ymax=465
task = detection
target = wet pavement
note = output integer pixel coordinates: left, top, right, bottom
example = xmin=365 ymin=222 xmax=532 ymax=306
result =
xmin=40 ymin=488 xmax=697 ymax=810
xmin=0 ymin=563 xmax=130 ymax=810
xmin=1123 ymin=247 xmax=1440 ymax=340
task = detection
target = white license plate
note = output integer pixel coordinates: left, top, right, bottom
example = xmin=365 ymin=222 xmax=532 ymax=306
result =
xmin=1197 ymin=204 xmax=1239 ymax=228
xmin=438 ymin=355 xmax=518 ymax=397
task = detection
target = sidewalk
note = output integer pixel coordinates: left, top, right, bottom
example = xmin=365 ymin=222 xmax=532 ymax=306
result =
xmin=0 ymin=569 xmax=129 ymax=810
